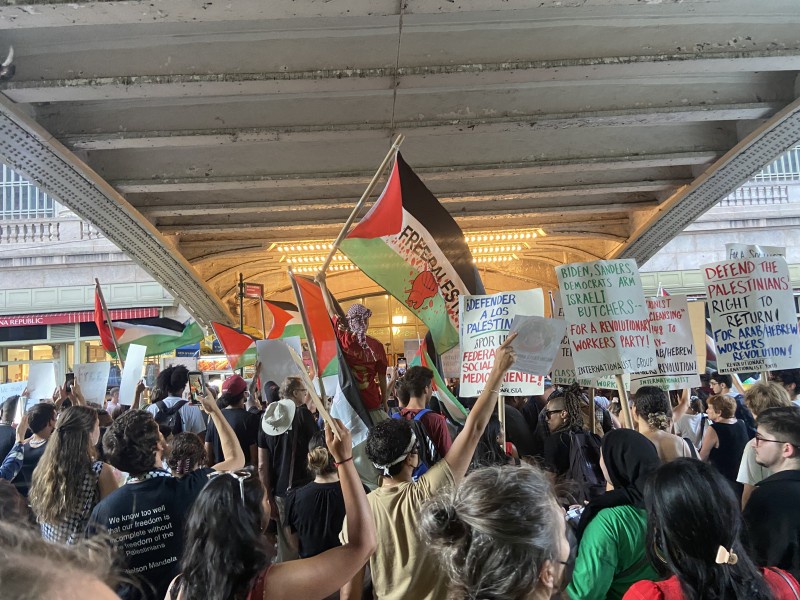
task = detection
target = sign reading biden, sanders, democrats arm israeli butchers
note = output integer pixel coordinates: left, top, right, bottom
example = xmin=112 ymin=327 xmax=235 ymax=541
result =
xmin=556 ymin=259 xmax=656 ymax=378
xmin=630 ymin=295 xmax=700 ymax=392
xmin=459 ymin=289 xmax=545 ymax=396
xmin=703 ymin=256 xmax=800 ymax=373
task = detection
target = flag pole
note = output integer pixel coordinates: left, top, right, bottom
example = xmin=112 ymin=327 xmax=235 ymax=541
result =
xmin=287 ymin=267 xmax=329 ymax=409
xmin=318 ymin=133 xmax=405 ymax=275
xmin=498 ymin=393 xmax=507 ymax=452
xmin=258 ymin=296 xmax=268 ymax=339
xmin=615 ymin=374 xmax=633 ymax=429
xmin=94 ymin=279 xmax=125 ymax=370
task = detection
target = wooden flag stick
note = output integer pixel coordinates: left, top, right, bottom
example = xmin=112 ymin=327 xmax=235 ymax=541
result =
xmin=286 ymin=345 xmax=341 ymax=442
xmin=94 ymin=278 xmax=125 ymax=370
xmin=287 ymin=267 xmax=329 ymax=411
xmin=615 ymin=374 xmax=633 ymax=429
xmin=258 ymin=296 xmax=268 ymax=339
xmin=589 ymin=387 xmax=597 ymax=434
xmin=498 ymin=393 xmax=507 ymax=451
xmin=318 ymin=133 xmax=405 ymax=275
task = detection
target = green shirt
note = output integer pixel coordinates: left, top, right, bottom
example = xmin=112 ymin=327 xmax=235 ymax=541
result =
xmin=567 ymin=505 xmax=660 ymax=600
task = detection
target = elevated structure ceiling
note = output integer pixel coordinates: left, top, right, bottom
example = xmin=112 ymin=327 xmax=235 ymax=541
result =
xmin=1 ymin=0 xmax=800 ymax=324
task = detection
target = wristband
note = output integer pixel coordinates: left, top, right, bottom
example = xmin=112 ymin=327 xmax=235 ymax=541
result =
xmin=334 ymin=456 xmax=353 ymax=468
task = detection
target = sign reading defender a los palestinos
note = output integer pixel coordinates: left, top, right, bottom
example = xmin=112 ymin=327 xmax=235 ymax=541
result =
xmin=550 ymin=290 xmax=631 ymax=390
xmin=630 ymin=295 xmax=700 ymax=392
xmin=556 ymin=259 xmax=656 ymax=378
xmin=702 ymin=256 xmax=800 ymax=373
xmin=340 ymin=153 xmax=483 ymax=354
xmin=458 ymin=289 xmax=545 ymax=396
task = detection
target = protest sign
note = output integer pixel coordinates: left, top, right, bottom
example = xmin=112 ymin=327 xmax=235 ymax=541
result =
xmin=1 ymin=381 xmax=28 ymax=423
xmin=257 ymin=337 xmax=303 ymax=390
xmin=27 ymin=362 xmax=57 ymax=403
xmin=440 ymin=346 xmax=462 ymax=379
xmin=726 ymin=243 xmax=786 ymax=260
xmin=119 ymin=344 xmax=146 ymax=406
xmin=459 ymin=289 xmax=545 ymax=396
xmin=508 ymin=315 xmax=566 ymax=377
xmin=74 ymin=362 xmax=111 ymax=405
xmin=630 ymin=295 xmax=700 ymax=392
xmin=556 ymin=259 xmax=656 ymax=378
xmin=702 ymin=256 xmax=800 ymax=373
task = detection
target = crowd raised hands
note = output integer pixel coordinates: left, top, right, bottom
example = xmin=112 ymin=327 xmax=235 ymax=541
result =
xmin=0 ymin=336 xmax=799 ymax=600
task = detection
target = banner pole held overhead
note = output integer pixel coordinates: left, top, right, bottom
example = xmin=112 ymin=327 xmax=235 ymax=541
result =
xmin=615 ymin=374 xmax=633 ymax=429
xmin=319 ymin=133 xmax=405 ymax=275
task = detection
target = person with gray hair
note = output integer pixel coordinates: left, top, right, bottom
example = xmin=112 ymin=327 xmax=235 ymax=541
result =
xmin=421 ymin=464 xmax=569 ymax=600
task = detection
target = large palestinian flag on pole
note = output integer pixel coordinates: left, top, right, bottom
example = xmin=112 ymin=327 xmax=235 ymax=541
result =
xmin=264 ymin=300 xmax=305 ymax=340
xmin=94 ymin=290 xmax=203 ymax=358
xmin=410 ymin=339 xmax=467 ymax=426
xmin=340 ymin=152 xmax=483 ymax=353
xmin=210 ymin=322 xmax=258 ymax=369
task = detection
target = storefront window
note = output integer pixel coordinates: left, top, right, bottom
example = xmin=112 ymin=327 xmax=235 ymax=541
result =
xmin=81 ymin=340 xmax=109 ymax=364
xmin=32 ymin=345 xmax=54 ymax=361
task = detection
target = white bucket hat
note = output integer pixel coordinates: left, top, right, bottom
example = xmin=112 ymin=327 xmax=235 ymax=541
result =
xmin=261 ymin=399 xmax=296 ymax=436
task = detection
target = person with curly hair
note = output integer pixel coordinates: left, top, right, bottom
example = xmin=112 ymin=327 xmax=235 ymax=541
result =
xmin=88 ymin=387 xmax=244 ymax=600
xmin=28 ymin=406 xmax=117 ymax=544
xmin=145 ymin=365 xmax=206 ymax=439
xmin=339 ymin=334 xmax=518 ymax=600
xmin=632 ymin=386 xmax=695 ymax=462
xmin=166 ymin=433 xmax=207 ymax=478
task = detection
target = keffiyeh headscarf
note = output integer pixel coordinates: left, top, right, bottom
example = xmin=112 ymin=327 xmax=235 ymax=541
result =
xmin=347 ymin=304 xmax=373 ymax=355
xmin=372 ymin=431 xmax=417 ymax=476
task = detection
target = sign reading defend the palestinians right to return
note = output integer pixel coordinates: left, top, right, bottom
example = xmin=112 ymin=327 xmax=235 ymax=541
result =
xmin=702 ymin=256 xmax=800 ymax=373
xmin=556 ymin=259 xmax=656 ymax=378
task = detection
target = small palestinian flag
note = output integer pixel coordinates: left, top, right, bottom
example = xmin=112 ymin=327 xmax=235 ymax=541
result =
xmin=210 ymin=322 xmax=258 ymax=370
xmin=94 ymin=290 xmax=203 ymax=358
xmin=410 ymin=340 xmax=467 ymax=425
xmin=264 ymin=300 xmax=305 ymax=339
xmin=340 ymin=152 xmax=483 ymax=353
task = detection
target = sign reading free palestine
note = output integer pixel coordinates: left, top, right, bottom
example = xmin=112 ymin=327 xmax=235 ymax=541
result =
xmin=556 ymin=259 xmax=656 ymax=378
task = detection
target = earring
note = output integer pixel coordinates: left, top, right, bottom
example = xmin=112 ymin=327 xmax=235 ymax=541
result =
xmin=653 ymin=535 xmax=668 ymax=564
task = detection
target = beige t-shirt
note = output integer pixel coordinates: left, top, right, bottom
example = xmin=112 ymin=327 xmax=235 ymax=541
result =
xmin=341 ymin=460 xmax=455 ymax=600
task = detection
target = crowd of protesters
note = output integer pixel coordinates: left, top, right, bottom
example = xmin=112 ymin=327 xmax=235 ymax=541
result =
xmin=1 ymin=303 xmax=800 ymax=600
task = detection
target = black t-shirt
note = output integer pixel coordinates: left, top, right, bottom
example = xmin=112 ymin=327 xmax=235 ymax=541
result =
xmin=257 ymin=405 xmax=317 ymax=497
xmin=0 ymin=424 xmax=15 ymax=462
xmin=504 ymin=404 xmax=536 ymax=457
xmin=205 ymin=408 xmax=259 ymax=466
xmin=285 ymin=480 xmax=347 ymax=558
xmin=88 ymin=468 xmax=213 ymax=600
xmin=15 ymin=440 xmax=47 ymax=497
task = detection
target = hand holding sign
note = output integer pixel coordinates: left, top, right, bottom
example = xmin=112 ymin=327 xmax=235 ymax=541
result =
xmin=508 ymin=315 xmax=567 ymax=376
xmin=492 ymin=331 xmax=518 ymax=373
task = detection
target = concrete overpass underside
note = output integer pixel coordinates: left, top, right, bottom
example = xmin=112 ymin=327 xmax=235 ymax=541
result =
xmin=1 ymin=0 xmax=800 ymax=326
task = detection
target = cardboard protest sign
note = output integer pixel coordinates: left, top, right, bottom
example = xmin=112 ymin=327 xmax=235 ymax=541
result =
xmin=459 ymin=289 xmax=545 ymax=396
xmin=26 ymin=362 xmax=57 ymax=403
xmin=74 ymin=362 xmax=111 ymax=405
xmin=257 ymin=337 xmax=303 ymax=390
xmin=119 ymin=344 xmax=146 ymax=406
xmin=702 ymin=256 xmax=800 ymax=373
xmin=726 ymin=243 xmax=786 ymax=260
xmin=630 ymin=295 xmax=700 ymax=392
xmin=556 ymin=259 xmax=656 ymax=378
xmin=508 ymin=315 xmax=566 ymax=377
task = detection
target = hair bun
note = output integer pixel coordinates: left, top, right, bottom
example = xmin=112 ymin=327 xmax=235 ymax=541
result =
xmin=425 ymin=502 xmax=467 ymax=543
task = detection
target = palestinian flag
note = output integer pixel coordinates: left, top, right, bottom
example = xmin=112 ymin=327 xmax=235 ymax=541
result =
xmin=94 ymin=290 xmax=203 ymax=358
xmin=340 ymin=152 xmax=483 ymax=354
xmin=291 ymin=273 xmax=372 ymax=443
xmin=210 ymin=322 xmax=258 ymax=370
xmin=410 ymin=340 xmax=467 ymax=425
xmin=264 ymin=300 xmax=305 ymax=339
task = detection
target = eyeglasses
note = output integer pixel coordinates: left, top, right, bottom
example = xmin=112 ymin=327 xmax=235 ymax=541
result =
xmin=207 ymin=469 xmax=252 ymax=505
xmin=754 ymin=433 xmax=797 ymax=448
xmin=545 ymin=409 xmax=565 ymax=419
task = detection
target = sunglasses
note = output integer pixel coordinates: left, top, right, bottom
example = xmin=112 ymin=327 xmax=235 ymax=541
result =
xmin=207 ymin=469 xmax=252 ymax=505
xmin=545 ymin=408 xmax=565 ymax=419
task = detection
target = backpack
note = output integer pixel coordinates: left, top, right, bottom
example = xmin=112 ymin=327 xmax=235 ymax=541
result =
xmin=392 ymin=408 xmax=441 ymax=479
xmin=568 ymin=430 xmax=606 ymax=504
xmin=154 ymin=400 xmax=188 ymax=436
xmin=733 ymin=394 xmax=757 ymax=439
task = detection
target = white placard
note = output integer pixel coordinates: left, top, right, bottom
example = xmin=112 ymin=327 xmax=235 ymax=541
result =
xmin=556 ymin=259 xmax=656 ymax=378
xmin=630 ymin=295 xmax=701 ymax=392
xmin=459 ymin=289 xmax=545 ymax=396
xmin=119 ymin=344 xmax=146 ymax=406
xmin=508 ymin=315 xmax=567 ymax=377
xmin=440 ymin=346 xmax=462 ymax=379
xmin=74 ymin=362 xmax=111 ymax=405
xmin=703 ymin=256 xmax=800 ymax=373
xmin=26 ymin=362 xmax=57 ymax=402
xmin=726 ymin=243 xmax=786 ymax=260
xmin=257 ymin=337 xmax=303 ymax=389
xmin=1 ymin=381 xmax=28 ymax=424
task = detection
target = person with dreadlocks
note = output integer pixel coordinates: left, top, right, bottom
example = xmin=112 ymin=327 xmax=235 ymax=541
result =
xmin=543 ymin=383 xmax=590 ymax=477
xmin=317 ymin=273 xmax=389 ymax=426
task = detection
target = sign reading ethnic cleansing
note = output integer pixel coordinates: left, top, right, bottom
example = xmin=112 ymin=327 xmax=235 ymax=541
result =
xmin=459 ymin=289 xmax=544 ymax=396
xmin=556 ymin=259 xmax=656 ymax=378
xmin=703 ymin=256 xmax=800 ymax=373
xmin=630 ymin=295 xmax=700 ymax=392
